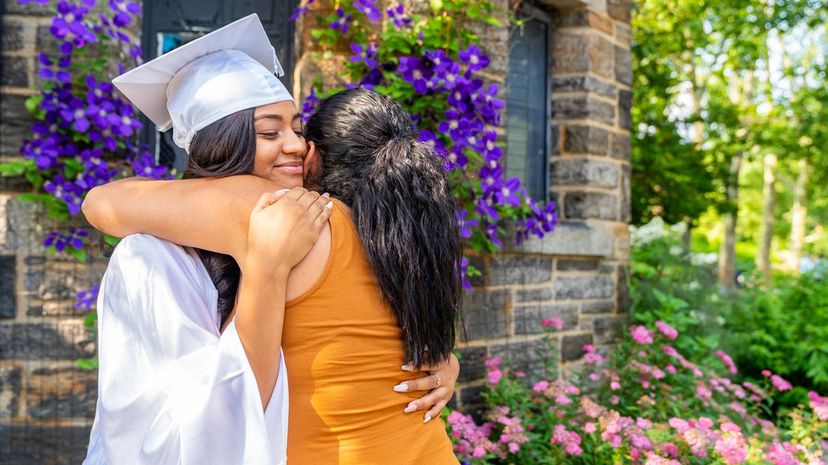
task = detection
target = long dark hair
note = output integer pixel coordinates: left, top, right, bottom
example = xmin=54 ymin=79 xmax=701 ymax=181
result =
xmin=184 ymin=108 xmax=256 ymax=325
xmin=305 ymin=88 xmax=461 ymax=367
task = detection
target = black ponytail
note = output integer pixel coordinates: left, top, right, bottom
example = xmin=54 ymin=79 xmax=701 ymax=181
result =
xmin=305 ymin=88 xmax=461 ymax=366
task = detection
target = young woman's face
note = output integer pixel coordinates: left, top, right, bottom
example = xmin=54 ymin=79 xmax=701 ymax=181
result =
xmin=252 ymin=101 xmax=306 ymax=188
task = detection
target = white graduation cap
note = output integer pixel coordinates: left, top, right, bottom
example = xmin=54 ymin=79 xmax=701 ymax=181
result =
xmin=112 ymin=13 xmax=293 ymax=153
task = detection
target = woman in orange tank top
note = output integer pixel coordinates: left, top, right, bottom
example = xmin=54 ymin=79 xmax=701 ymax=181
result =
xmin=278 ymin=89 xmax=461 ymax=464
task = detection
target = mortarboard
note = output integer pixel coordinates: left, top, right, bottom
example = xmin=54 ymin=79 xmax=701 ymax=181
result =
xmin=112 ymin=13 xmax=293 ymax=153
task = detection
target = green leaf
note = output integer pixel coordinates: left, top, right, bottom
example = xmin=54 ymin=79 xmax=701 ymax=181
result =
xmin=0 ymin=159 xmax=33 ymax=177
xmin=104 ymin=234 xmax=121 ymax=247
xmin=429 ymin=0 xmax=443 ymax=14
xmin=75 ymin=357 xmax=98 ymax=370
xmin=67 ymin=247 xmax=87 ymax=263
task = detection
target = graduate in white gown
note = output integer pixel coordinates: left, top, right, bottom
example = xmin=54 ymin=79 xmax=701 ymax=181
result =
xmin=82 ymin=15 xmax=334 ymax=465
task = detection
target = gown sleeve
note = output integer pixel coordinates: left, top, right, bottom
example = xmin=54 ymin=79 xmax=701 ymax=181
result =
xmin=82 ymin=234 xmax=288 ymax=465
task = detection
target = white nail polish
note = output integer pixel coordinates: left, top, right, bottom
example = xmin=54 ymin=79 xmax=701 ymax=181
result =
xmin=393 ymin=383 xmax=409 ymax=392
xmin=404 ymin=403 xmax=417 ymax=413
xmin=401 ymin=364 xmax=410 ymax=371
xmin=423 ymin=415 xmax=432 ymax=424
xmin=326 ymin=201 xmax=334 ymax=209
xmin=275 ymin=189 xmax=290 ymax=194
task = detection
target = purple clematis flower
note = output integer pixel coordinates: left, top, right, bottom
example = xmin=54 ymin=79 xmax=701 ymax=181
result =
xmin=350 ymin=42 xmax=379 ymax=68
xmin=353 ymin=0 xmax=382 ymax=23
xmin=386 ymin=4 xmax=411 ymax=28
xmin=458 ymin=45 xmax=490 ymax=72
xmin=455 ymin=209 xmax=479 ymax=239
xmin=330 ymin=8 xmax=353 ymax=34
xmin=495 ymin=177 xmax=521 ymax=207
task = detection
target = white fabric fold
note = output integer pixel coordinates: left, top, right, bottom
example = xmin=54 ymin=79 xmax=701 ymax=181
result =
xmin=83 ymin=234 xmax=288 ymax=465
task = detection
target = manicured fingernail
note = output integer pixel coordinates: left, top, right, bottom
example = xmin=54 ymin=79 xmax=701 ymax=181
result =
xmin=393 ymin=383 xmax=409 ymax=392
xmin=404 ymin=403 xmax=417 ymax=413
xmin=326 ymin=201 xmax=334 ymax=209
xmin=401 ymin=364 xmax=410 ymax=371
xmin=275 ymin=189 xmax=290 ymax=194
xmin=423 ymin=415 xmax=432 ymax=424
xmin=322 ymin=192 xmax=330 ymax=197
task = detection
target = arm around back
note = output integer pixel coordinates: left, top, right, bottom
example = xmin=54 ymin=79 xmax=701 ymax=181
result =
xmin=82 ymin=175 xmax=283 ymax=262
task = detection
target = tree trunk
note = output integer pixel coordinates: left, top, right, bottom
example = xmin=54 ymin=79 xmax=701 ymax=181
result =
xmin=788 ymin=158 xmax=809 ymax=273
xmin=718 ymin=153 xmax=743 ymax=289
xmin=756 ymin=153 xmax=777 ymax=286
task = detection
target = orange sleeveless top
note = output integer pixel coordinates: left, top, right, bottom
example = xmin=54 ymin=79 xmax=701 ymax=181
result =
xmin=282 ymin=200 xmax=459 ymax=465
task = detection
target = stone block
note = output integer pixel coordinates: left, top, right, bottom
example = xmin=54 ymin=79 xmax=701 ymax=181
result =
xmin=551 ymin=75 xmax=617 ymax=98
xmin=619 ymin=89 xmax=632 ymax=129
xmin=561 ymin=333 xmax=594 ymax=361
xmin=459 ymin=289 xmax=510 ymax=342
xmin=1 ymin=94 xmax=35 ymax=157
xmin=561 ymin=125 xmax=609 ymax=155
xmin=487 ymin=256 xmax=552 ymax=285
xmin=615 ymin=23 xmax=631 ymax=45
xmin=507 ymin=221 xmax=613 ymax=257
xmin=456 ymin=346 xmax=488 ymax=383
xmin=36 ymin=24 xmax=63 ymax=59
xmin=0 ymin=322 xmax=95 ymax=360
xmin=514 ymin=287 xmax=554 ymax=303
xmin=556 ymin=259 xmax=599 ymax=272
xmin=0 ymin=365 xmax=21 ymax=418
xmin=610 ymin=132 xmax=631 ymax=160
xmin=552 ymin=159 xmax=619 ymax=189
xmin=620 ymin=163 xmax=631 ymax=222
xmin=615 ymin=44 xmax=632 ymax=86
xmin=556 ymin=9 xmax=614 ymax=35
xmin=607 ymin=0 xmax=633 ymax=22
xmin=563 ymin=191 xmax=618 ymax=220
xmin=589 ymin=315 xmax=625 ymax=343
xmin=5 ymin=0 xmax=55 ymax=15
xmin=458 ymin=384 xmax=486 ymax=406
xmin=555 ymin=275 xmax=615 ymax=299
xmin=0 ymin=255 xmax=15 ymax=318
xmin=490 ymin=338 xmax=557 ymax=381
xmin=0 ymin=424 xmax=91 ymax=465
xmin=514 ymin=303 xmax=579 ymax=335
xmin=552 ymin=31 xmax=613 ymax=79
xmin=581 ymin=300 xmax=615 ymax=314
xmin=26 ymin=365 xmax=97 ymax=419
xmin=1 ymin=56 xmax=30 ymax=88
xmin=616 ymin=264 xmax=630 ymax=313
xmin=550 ymin=124 xmax=561 ymax=155
xmin=2 ymin=18 xmax=27 ymax=52
xmin=552 ymin=96 xmax=616 ymax=126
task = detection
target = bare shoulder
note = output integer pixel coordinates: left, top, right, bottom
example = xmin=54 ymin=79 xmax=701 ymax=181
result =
xmin=285 ymin=221 xmax=332 ymax=302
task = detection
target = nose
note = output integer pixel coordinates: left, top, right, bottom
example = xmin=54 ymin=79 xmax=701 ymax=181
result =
xmin=282 ymin=130 xmax=305 ymax=157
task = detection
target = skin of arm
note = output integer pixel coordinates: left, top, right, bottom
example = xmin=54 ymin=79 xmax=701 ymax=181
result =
xmin=82 ymin=175 xmax=282 ymax=264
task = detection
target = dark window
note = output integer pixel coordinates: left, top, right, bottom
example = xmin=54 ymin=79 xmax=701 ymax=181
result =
xmin=140 ymin=0 xmax=296 ymax=172
xmin=506 ymin=15 xmax=550 ymax=201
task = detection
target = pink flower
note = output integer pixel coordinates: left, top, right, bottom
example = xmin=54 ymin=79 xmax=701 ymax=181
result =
xmin=808 ymin=391 xmax=828 ymax=420
xmin=770 ymin=374 xmax=793 ymax=392
xmin=714 ymin=424 xmax=748 ymax=464
xmin=762 ymin=369 xmax=772 ymax=377
xmin=542 ymin=317 xmax=564 ymax=330
xmin=610 ymin=380 xmax=621 ymax=391
xmin=716 ymin=350 xmax=738 ymax=375
xmin=484 ymin=356 xmax=502 ymax=369
xmin=551 ymin=425 xmax=582 ymax=456
xmin=631 ymin=325 xmax=654 ymax=344
xmin=532 ymin=380 xmax=549 ymax=392
xmin=487 ymin=369 xmax=502 ymax=385
xmin=696 ymin=384 xmax=712 ymax=399
xmin=660 ymin=442 xmax=679 ymax=458
xmin=655 ymin=320 xmax=678 ymax=340
xmin=588 ymin=373 xmax=601 ymax=381
xmin=584 ymin=422 xmax=597 ymax=433
xmin=764 ymin=442 xmax=801 ymax=465
xmin=644 ymin=452 xmax=682 ymax=465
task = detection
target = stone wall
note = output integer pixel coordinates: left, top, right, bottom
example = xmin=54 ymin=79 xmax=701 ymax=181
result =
xmin=0 ymin=0 xmax=632 ymax=460
xmin=1 ymin=2 xmax=105 ymax=463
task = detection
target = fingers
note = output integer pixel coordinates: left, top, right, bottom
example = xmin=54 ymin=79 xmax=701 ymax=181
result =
xmin=312 ymin=195 xmax=334 ymax=230
xmin=252 ymin=191 xmax=281 ymax=213
xmin=393 ymin=374 xmax=441 ymax=393
xmin=422 ymin=399 xmax=448 ymax=424
xmin=401 ymin=388 xmax=450 ymax=424
xmin=281 ymin=187 xmax=308 ymax=201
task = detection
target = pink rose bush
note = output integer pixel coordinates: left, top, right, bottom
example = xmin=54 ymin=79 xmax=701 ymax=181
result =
xmin=446 ymin=321 xmax=828 ymax=464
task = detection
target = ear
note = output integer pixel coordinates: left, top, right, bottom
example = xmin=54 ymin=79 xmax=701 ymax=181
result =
xmin=304 ymin=140 xmax=319 ymax=173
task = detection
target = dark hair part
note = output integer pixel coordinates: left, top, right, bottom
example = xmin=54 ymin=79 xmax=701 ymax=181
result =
xmin=305 ymin=88 xmax=462 ymax=367
xmin=184 ymin=108 xmax=256 ymax=325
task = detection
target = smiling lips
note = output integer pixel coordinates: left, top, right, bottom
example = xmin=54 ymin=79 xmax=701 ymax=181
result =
xmin=275 ymin=162 xmax=303 ymax=175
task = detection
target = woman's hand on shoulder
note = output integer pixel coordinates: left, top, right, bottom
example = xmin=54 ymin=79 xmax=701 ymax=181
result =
xmin=394 ymin=353 xmax=460 ymax=424
xmin=244 ymin=187 xmax=332 ymax=277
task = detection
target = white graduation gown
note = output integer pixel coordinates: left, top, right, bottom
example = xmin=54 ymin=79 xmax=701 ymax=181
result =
xmin=83 ymin=234 xmax=288 ymax=465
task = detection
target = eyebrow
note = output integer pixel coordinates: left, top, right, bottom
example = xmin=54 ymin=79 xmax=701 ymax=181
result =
xmin=254 ymin=113 xmax=302 ymax=122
